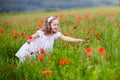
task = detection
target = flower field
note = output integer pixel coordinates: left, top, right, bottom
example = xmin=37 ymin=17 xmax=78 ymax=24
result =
xmin=0 ymin=7 xmax=120 ymax=80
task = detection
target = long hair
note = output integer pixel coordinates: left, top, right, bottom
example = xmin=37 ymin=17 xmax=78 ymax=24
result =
xmin=41 ymin=16 xmax=58 ymax=35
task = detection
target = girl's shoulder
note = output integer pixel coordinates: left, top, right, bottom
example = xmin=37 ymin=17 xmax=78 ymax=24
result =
xmin=56 ymin=32 xmax=61 ymax=35
xmin=37 ymin=29 xmax=44 ymax=36
xmin=53 ymin=32 xmax=62 ymax=39
xmin=37 ymin=29 xmax=45 ymax=33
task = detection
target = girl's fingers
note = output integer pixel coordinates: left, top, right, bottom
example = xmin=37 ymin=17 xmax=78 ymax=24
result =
xmin=27 ymin=42 xmax=30 ymax=44
xmin=78 ymin=39 xmax=84 ymax=43
xmin=27 ymin=39 xmax=31 ymax=44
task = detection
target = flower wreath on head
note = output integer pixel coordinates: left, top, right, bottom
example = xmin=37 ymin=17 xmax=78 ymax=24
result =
xmin=47 ymin=16 xmax=54 ymax=22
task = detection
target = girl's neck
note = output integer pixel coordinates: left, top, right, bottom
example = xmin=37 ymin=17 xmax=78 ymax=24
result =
xmin=45 ymin=33 xmax=55 ymax=36
xmin=44 ymin=31 xmax=57 ymax=36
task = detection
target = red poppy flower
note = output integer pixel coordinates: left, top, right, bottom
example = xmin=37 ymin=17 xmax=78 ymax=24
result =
xmin=1 ymin=29 xmax=5 ymax=33
xmin=106 ymin=56 xmax=111 ymax=61
xmin=77 ymin=19 xmax=81 ymax=23
xmin=97 ymin=37 xmax=102 ymax=41
xmin=38 ymin=55 xmax=44 ymax=61
xmin=82 ymin=28 xmax=86 ymax=32
xmin=73 ymin=25 xmax=77 ymax=29
xmin=89 ymin=34 xmax=93 ymax=37
xmin=42 ymin=69 xmax=52 ymax=77
xmin=86 ymin=37 xmax=90 ymax=41
xmin=20 ymin=31 xmax=25 ymax=36
xmin=85 ymin=14 xmax=90 ymax=19
xmin=40 ymin=19 xmax=44 ymax=23
xmin=40 ymin=48 xmax=45 ymax=54
xmin=98 ymin=47 xmax=106 ymax=56
xmin=59 ymin=59 xmax=71 ymax=66
xmin=33 ymin=61 xmax=37 ymax=66
xmin=89 ymin=27 xmax=94 ymax=31
xmin=115 ymin=23 xmax=119 ymax=27
xmin=37 ymin=21 xmax=41 ymax=27
xmin=65 ymin=43 xmax=70 ymax=47
xmin=64 ymin=33 xmax=67 ymax=36
xmin=13 ymin=35 xmax=18 ymax=39
xmin=7 ymin=33 xmax=11 ymax=36
xmin=13 ymin=31 xmax=18 ymax=35
xmin=29 ymin=36 xmax=32 ymax=40
xmin=85 ymin=47 xmax=92 ymax=56
xmin=59 ymin=59 xmax=65 ymax=66
xmin=96 ymin=32 xmax=99 ymax=36
xmin=25 ymin=36 xmax=32 ymax=40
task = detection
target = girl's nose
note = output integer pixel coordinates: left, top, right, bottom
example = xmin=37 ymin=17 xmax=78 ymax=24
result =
xmin=55 ymin=26 xmax=58 ymax=28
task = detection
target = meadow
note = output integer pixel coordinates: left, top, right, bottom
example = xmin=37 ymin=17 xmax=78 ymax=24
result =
xmin=0 ymin=7 xmax=120 ymax=80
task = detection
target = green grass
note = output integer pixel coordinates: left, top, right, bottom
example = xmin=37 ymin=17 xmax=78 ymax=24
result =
xmin=0 ymin=7 xmax=120 ymax=80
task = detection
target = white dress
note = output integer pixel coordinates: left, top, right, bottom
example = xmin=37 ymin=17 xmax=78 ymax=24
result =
xmin=15 ymin=30 xmax=61 ymax=62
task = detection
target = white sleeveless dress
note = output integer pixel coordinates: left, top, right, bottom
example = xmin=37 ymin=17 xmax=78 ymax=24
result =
xmin=15 ymin=30 xmax=61 ymax=62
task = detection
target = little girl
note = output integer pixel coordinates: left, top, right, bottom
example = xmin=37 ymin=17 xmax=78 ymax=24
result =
xmin=15 ymin=16 xmax=84 ymax=62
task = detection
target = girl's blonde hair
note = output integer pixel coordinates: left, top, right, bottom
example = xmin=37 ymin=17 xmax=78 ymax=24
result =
xmin=42 ymin=16 xmax=58 ymax=35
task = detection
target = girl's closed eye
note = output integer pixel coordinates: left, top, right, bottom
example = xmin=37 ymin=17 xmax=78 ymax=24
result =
xmin=54 ymin=24 xmax=57 ymax=26
xmin=54 ymin=24 xmax=59 ymax=27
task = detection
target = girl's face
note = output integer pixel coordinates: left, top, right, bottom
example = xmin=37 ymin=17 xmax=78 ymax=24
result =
xmin=51 ymin=19 xmax=59 ymax=33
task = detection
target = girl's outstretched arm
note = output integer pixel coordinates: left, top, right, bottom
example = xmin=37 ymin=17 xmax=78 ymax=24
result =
xmin=27 ymin=32 xmax=39 ymax=44
xmin=59 ymin=35 xmax=84 ymax=43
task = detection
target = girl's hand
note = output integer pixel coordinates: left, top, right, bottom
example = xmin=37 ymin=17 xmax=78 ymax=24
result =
xmin=27 ymin=39 xmax=31 ymax=44
xmin=77 ymin=39 xmax=84 ymax=43
xmin=27 ymin=32 xmax=40 ymax=44
xmin=27 ymin=38 xmax=33 ymax=44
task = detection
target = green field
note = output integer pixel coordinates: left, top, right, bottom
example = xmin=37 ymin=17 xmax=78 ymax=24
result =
xmin=0 ymin=7 xmax=120 ymax=80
